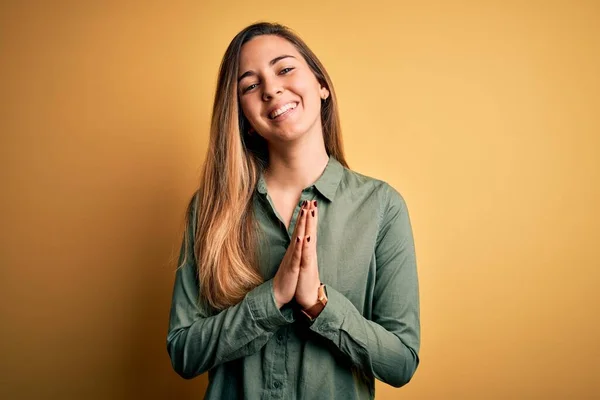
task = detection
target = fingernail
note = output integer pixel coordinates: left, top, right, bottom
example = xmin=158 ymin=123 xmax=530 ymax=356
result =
xmin=307 ymin=236 xmax=311 ymax=242
xmin=302 ymin=200 xmax=307 ymax=207
xmin=311 ymin=210 xmax=315 ymax=217
xmin=301 ymin=210 xmax=305 ymax=216
xmin=296 ymin=237 xmax=301 ymax=243
xmin=313 ymin=200 xmax=317 ymax=207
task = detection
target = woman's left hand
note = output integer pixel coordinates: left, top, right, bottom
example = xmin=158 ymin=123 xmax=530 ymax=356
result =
xmin=294 ymin=200 xmax=321 ymax=309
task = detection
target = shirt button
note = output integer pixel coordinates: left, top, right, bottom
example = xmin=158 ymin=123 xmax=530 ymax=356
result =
xmin=277 ymin=334 xmax=284 ymax=343
xmin=273 ymin=381 xmax=281 ymax=388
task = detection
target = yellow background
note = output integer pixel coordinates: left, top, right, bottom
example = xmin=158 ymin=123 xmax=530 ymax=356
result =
xmin=1 ymin=1 xmax=599 ymax=399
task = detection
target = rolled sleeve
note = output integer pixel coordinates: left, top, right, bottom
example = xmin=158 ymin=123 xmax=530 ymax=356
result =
xmin=247 ymin=279 xmax=295 ymax=329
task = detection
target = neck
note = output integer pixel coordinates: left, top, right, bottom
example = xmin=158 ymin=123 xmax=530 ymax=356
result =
xmin=264 ymin=130 xmax=330 ymax=192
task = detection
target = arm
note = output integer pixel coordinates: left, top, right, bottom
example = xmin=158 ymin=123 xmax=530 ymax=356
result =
xmin=166 ymin=196 xmax=294 ymax=379
xmin=309 ymin=183 xmax=420 ymax=387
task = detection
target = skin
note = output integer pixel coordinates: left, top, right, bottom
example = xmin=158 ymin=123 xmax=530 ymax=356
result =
xmin=270 ymin=200 xmax=320 ymax=310
xmin=238 ymin=35 xmax=329 ymax=310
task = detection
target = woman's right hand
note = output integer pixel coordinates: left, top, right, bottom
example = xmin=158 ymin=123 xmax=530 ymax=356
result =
xmin=273 ymin=201 xmax=309 ymax=309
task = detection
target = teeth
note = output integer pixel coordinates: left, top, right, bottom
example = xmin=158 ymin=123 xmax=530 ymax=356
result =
xmin=270 ymin=102 xmax=297 ymax=119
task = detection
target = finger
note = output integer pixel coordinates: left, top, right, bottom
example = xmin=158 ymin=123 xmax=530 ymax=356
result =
xmin=291 ymin=234 xmax=303 ymax=270
xmin=292 ymin=201 xmax=309 ymax=243
xmin=304 ymin=200 xmax=315 ymax=245
xmin=305 ymin=199 xmax=319 ymax=247
xmin=290 ymin=205 xmax=308 ymax=269
xmin=301 ymin=203 xmax=317 ymax=268
xmin=311 ymin=200 xmax=318 ymax=245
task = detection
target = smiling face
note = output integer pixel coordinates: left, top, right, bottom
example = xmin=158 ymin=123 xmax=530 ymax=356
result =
xmin=237 ymin=34 xmax=329 ymax=144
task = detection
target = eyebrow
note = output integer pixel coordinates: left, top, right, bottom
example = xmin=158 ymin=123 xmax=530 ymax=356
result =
xmin=238 ymin=55 xmax=296 ymax=83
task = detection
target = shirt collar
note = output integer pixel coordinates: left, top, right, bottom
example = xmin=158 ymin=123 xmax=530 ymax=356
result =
xmin=256 ymin=171 xmax=268 ymax=195
xmin=256 ymin=156 xmax=344 ymax=202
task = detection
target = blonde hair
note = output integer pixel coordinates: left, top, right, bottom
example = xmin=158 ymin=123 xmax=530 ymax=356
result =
xmin=181 ymin=22 xmax=348 ymax=311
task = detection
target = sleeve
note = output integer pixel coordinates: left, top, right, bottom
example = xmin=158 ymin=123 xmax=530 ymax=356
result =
xmin=309 ymin=183 xmax=420 ymax=387
xmin=166 ymin=194 xmax=295 ymax=379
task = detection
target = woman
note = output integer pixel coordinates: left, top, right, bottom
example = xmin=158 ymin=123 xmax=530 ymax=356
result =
xmin=167 ymin=22 xmax=420 ymax=399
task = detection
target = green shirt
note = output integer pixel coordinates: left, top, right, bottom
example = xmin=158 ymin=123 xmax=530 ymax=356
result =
xmin=167 ymin=156 xmax=420 ymax=399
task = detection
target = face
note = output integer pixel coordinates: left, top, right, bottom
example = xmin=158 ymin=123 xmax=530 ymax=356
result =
xmin=237 ymin=35 xmax=329 ymax=144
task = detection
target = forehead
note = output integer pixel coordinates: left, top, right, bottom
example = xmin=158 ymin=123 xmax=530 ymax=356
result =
xmin=238 ymin=35 xmax=302 ymax=69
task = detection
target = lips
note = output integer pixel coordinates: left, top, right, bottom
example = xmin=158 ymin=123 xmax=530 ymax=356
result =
xmin=269 ymin=102 xmax=298 ymax=119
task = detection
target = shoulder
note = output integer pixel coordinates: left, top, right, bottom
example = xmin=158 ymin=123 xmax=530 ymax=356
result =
xmin=338 ymin=166 xmax=407 ymax=213
xmin=183 ymin=189 xmax=201 ymax=234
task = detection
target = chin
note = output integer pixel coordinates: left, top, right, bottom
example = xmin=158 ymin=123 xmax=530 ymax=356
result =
xmin=269 ymin=131 xmax=303 ymax=144
xmin=262 ymin=125 xmax=308 ymax=143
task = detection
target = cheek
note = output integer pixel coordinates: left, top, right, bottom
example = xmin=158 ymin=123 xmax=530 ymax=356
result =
xmin=239 ymin=98 xmax=258 ymax=122
xmin=296 ymin=75 xmax=322 ymax=105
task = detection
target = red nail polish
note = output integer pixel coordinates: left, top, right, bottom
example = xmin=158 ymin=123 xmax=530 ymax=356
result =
xmin=307 ymin=236 xmax=311 ymax=243
xmin=302 ymin=200 xmax=307 ymax=207
xmin=313 ymin=200 xmax=317 ymax=207
xmin=296 ymin=237 xmax=301 ymax=243
xmin=311 ymin=210 xmax=315 ymax=217
xmin=301 ymin=210 xmax=305 ymax=216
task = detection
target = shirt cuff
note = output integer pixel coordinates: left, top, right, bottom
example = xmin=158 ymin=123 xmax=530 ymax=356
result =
xmin=308 ymin=285 xmax=370 ymax=354
xmin=246 ymin=279 xmax=295 ymax=330
xmin=308 ymin=285 xmax=348 ymax=334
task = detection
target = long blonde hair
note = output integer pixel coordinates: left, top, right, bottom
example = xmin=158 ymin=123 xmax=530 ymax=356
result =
xmin=182 ymin=22 xmax=349 ymax=311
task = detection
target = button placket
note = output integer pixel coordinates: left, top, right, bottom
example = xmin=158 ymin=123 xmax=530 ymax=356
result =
xmin=275 ymin=326 xmax=287 ymax=345
xmin=269 ymin=326 xmax=288 ymax=397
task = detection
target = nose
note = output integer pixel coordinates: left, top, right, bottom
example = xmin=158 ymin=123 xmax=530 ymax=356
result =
xmin=261 ymin=76 xmax=283 ymax=101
